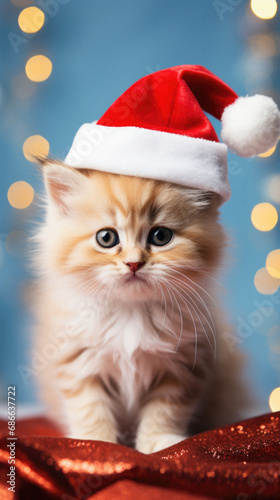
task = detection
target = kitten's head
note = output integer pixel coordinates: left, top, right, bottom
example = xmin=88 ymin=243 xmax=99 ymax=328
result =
xmin=38 ymin=160 xmax=225 ymax=303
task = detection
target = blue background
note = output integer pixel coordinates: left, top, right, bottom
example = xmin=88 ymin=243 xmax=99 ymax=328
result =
xmin=0 ymin=0 xmax=279 ymax=413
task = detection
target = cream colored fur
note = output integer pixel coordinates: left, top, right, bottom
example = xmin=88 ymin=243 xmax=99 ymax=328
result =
xmin=32 ymin=161 xmax=248 ymax=453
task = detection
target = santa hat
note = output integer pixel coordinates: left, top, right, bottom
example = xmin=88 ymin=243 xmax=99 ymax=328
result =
xmin=65 ymin=65 xmax=280 ymax=204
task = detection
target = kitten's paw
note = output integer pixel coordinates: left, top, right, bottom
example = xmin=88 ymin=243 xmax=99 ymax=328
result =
xmin=136 ymin=433 xmax=188 ymax=454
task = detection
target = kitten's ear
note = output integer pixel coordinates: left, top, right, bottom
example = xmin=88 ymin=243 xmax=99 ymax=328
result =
xmin=38 ymin=158 xmax=86 ymax=215
xmin=195 ymin=191 xmax=220 ymax=211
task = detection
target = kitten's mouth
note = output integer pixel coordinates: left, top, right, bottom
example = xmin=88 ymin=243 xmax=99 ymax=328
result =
xmin=123 ymin=273 xmax=146 ymax=285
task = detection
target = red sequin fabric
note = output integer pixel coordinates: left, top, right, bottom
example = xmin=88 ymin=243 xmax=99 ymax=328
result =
xmin=0 ymin=412 xmax=279 ymax=499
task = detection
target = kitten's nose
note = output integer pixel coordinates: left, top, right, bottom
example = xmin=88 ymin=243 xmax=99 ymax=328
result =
xmin=126 ymin=262 xmax=145 ymax=273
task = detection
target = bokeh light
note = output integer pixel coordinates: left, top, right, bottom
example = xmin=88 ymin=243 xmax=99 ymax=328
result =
xmin=254 ymin=267 xmax=280 ymax=295
xmin=244 ymin=57 xmax=273 ymax=86
xmin=7 ymin=181 xmax=34 ymax=209
xmin=25 ymin=55 xmax=52 ymax=82
xmin=0 ymin=241 xmax=4 ymax=268
xmin=258 ymin=144 xmax=277 ymax=158
xmin=23 ymin=135 xmax=49 ymax=162
xmin=251 ymin=203 xmax=278 ymax=232
xmin=267 ymin=325 xmax=280 ymax=353
xmin=266 ymin=249 xmax=280 ymax=279
xmin=251 ymin=0 xmax=278 ymax=19
xmin=269 ymin=387 xmax=280 ymax=412
xmin=12 ymin=72 xmax=37 ymax=100
xmin=18 ymin=7 xmax=45 ymax=33
xmin=11 ymin=0 xmax=33 ymax=6
xmin=248 ymin=34 xmax=277 ymax=58
xmin=0 ymin=84 xmax=4 ymax=110
xmin=5 ymin=231 xmax=28 ymax=259
xmin=267 ymin=174 xmax=280 ymax=204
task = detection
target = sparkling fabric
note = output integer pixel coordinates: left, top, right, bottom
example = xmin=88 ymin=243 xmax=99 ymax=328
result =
xmin=0 ymin=412 xmax=279 ymax=499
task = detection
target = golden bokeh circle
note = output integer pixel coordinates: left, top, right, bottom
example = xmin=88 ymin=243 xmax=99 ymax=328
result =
xmin=11 ymin=0 xmax=33 ymax=6
xmin=251 ymin=203 xmax=278 ymax=232
xmin=269 ymin=387 xmax=280 ymax=412
xmin=248 ymin=34 xmax=277 ymax=58
xmin=25 ymin=55 xmax=52 ymax=82
xmin=266 ymin=249 xmax=280 ymax=279
xmin=254 ymin=267 xmax=280 ymax=295
xmin=18 ymin=7 xmax=45 ymax=33
xmin=7 ymin=181 xmax=34 ymax=210
xmin=258 ymin=144 xmax=277 ymax=158
xmin=23 ymin=135 xmax=49 ymax=162
xmin=251 ymin=0 xmax=278 ymax=19
xmin=0 ymin=241 xmax=4 ymax=268
xmin=267 ymin=175 xmax=280 ymax=204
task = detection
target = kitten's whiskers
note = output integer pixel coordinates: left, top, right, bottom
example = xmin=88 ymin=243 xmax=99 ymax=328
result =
xmin=161 ymin=270 xmax=215 ymax=331
xmin=168 ymin=279 xmax=216 ymax=359
xmin=156 ymin=276 xmax=184 ymax=355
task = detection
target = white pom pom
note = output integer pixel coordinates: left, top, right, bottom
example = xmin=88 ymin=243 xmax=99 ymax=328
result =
xmin=221 ymin=95 xmax=280 ymax=157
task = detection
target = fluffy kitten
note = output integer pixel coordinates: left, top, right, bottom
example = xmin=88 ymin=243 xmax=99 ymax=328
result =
xmin=33 ymin=159 xmax=246 ymax=453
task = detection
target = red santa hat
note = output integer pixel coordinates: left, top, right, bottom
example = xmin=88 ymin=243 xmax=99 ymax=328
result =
xmin=65 ymin=65 xmax=280 ymax=204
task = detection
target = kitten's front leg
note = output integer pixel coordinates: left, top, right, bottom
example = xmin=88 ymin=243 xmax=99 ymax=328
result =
xmin=136 ymin=393 xmax=191 ymax=454
xmin=61 ymin=376 xmax=118 ymax=443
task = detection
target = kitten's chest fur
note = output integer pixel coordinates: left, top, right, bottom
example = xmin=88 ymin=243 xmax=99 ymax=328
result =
xmin=56 ymin=296 xmax=204 ymax=412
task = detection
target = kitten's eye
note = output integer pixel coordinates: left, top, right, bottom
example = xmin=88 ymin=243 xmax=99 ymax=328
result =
xmin=148 ymin=227 xmax=173 ymax=246
xmin=96 ymin=229 xmax=119 ymax=248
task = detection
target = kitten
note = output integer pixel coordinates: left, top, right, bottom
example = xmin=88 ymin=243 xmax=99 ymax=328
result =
xmin=32 ymin=158 xmax=247 ymax=453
